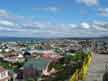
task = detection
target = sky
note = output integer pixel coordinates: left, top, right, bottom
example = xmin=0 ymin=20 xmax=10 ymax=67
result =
xmin=0 ymin=0 xmax=108 ymax=37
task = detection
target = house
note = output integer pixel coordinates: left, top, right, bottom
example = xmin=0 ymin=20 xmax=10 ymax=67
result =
xmin=42 ymin=53 xmax=63 ymax=61
xmin=3 ymin=55 xmax=18 ymax=63
xmin=23 ymin=58 xmax=49 ymax=80
xmin=3 ymin=54 xmax=25 ymax=63
xmin=4 ymin=48 xmax=10 ymax=53
xmin=0 ymin=49 xmax=2 ymax=53
xmin=17 ymin=54 xmax=25 ymax=62
xmin=0 ymin=67 xmax=10 ymax=81
xmin=23 ymin=51 xmax=31 ymax=57
xmin=41 ymin=50 xmax=63 ymax=62
xmin=0 ymin=48 xmax=12 ymax=53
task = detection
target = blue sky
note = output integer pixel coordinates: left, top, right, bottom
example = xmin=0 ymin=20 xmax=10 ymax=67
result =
xmin=0 ymin=0 xmax=108 ymax=37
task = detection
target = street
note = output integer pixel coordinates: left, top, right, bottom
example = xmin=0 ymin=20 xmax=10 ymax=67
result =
xmin=85 ymin=54 xmax=108 ymax=81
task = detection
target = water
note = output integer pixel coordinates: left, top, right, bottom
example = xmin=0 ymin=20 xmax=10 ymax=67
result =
xmin=0 ymin=37 xmax=107 ymax=42
xmin=0 ymin=37 xmax=48 ymax=42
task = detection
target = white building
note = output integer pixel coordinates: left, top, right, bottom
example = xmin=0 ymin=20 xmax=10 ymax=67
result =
xmin=0 ymin=67 xmax=10 ymax=81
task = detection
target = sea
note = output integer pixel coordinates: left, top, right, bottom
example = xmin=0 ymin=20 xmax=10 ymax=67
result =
xmin=0 ymin=37 xmax=48 ymax=42
xmin=0 ymin=37 xmax=107 ymax=42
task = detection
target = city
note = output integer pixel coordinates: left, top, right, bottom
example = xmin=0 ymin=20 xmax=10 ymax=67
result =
xmin=0 ymin=0 xmax=108 ymax=81
xmin=0 ymin=39 xmax=107 ymax=81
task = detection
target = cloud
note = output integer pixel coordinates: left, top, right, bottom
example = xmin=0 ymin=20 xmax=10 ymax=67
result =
xmin=0 ymin=20 xmax=17 ymax=27
xmin=92 ymin=21 xmax=108 ymax=31
xmin=77 ymin=0 xmax=99 ymax=6
xmin=98 ymin=8 xmax=108 ymax=16
xmin=0 ymin=19 xmax=108 ymax=37
xmin=0 ymin=9 xmax=108 ymax=37
xmin=0 ymin=9 xmax=8 ymax=17
xmin=80 ymin=22 xmax=91 ymax=29
xmin=68 ymin=24 xmax=78 ymax=28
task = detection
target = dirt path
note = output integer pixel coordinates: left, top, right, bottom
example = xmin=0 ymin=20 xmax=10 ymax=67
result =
xmin=85 ymin=54 xmax=108 ymax=81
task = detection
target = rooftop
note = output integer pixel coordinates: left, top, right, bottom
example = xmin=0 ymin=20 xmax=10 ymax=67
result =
xmin=0 ymin=67 xmax=7 ymax=73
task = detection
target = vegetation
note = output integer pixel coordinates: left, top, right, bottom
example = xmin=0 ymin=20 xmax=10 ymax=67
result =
xmin=0 ymin=60 xmax=25 ymax=72
xmin=40 ymin=50 xmax=91 ymax=81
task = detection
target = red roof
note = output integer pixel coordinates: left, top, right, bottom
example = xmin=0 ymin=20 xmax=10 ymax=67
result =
xmin=0 ymin=67 xmax=7 ymax=73
xmin=0 ymin=76 xmax=10 ymax=81
xmin=42 ymin=53 xmax=63 ymax=62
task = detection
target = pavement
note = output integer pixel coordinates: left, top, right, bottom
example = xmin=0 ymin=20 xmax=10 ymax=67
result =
xmin=85 ymin=54 xmax=108 ymax=81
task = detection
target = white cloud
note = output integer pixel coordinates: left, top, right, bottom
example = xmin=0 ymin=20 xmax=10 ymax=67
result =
xmin=92 ymin=21 xmax=108 ymax=31
xmin=0 ymin=20 xmax=16 ymax=27
xmin=93 ymin=21 xmax=108 ymax=25
xmin=92 ymin=24 xmax=107 ymax=31
xmin=77 ymin=0 xmax=99 ymax=6
xmin=69 ymin=24 xmax=78 ymax=28
xmin=80 ymin=22 xmax=90 ymax=29
xmin=0 ymin=19 xmax=108 ymax=37
xmin=98 ymin=8 xmax=108 ymax=16
xmin=0 ymin=9 xmax=8 ymax=17
xmin=0 ymin=9 xmax=107 ymax=37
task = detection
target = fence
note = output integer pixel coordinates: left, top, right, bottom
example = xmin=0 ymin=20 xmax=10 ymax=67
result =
xmin=69 ymin=52 xmax=93 ymax=81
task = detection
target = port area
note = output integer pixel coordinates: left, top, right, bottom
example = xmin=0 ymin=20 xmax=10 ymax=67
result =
xmin=85 ymin=53 xmax=108 ymax=81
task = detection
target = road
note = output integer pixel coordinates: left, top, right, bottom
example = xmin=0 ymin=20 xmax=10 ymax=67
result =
xmin=85 ymin=54 xmax=108 ymax=81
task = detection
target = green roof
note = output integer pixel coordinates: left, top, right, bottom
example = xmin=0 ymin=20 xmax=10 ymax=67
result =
xmin=24 ymin=58 xmax=49 ymax=71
